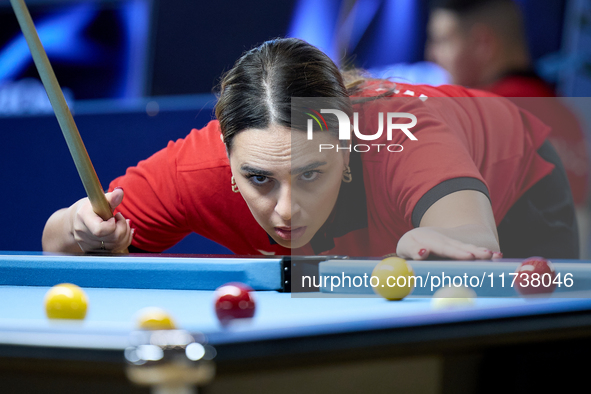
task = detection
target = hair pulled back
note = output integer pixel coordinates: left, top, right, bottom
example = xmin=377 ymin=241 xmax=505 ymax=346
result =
xmin=215 ymin=38 xmax=352 ymax=151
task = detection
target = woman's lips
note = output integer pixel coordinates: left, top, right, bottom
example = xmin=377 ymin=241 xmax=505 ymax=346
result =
xmin=274 ymin=226 xmax=307 ymax=241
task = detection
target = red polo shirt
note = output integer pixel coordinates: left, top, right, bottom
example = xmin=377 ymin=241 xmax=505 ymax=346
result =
xmin=110 ymin=81 xmax=554 ymax=256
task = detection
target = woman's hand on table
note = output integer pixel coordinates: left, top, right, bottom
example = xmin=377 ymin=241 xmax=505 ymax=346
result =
xmin=396 ymin=226 xmax=502 ymax=260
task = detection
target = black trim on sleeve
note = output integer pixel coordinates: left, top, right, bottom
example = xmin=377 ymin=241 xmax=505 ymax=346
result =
xmin=411 ymin=177 xmax=491 ymax=228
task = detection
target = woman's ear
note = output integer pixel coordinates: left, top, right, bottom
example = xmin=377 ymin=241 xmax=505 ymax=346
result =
xmin=344 ymin=125 xmax=354 ymax=167
xmin=342 ymin=145 xmax=351 ymax=168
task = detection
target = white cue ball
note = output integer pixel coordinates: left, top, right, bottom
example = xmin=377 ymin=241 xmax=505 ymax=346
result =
xmin=431 ymin=286 xmax=477 ymax=310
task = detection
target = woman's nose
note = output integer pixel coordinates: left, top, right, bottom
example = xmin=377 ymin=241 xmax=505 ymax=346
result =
xmin=275 ymin=183 xmax=300 ymax=222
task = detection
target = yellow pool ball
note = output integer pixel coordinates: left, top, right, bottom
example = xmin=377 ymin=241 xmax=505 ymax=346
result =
xmin=44 ymin=283 xmax=88 ymax=320
xmin=135 ymin=307 xmax=176 ymax=330
xmin=371 ymin=257 xmax=415 ymax=300
xmin=431 ymin=286 xmax=477 ymax=310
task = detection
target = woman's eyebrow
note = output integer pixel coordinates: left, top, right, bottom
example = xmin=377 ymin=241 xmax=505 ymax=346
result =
xmin=292 ymin=161 xmax=327 ymax=174
xmin=240 ymin=165 xmax=273 ymax=176
xmin=240 ymin=161 xmax=328 ymax=176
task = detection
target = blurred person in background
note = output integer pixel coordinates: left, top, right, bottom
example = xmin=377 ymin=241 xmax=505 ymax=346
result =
xmin=426 ymin=0 xmax=590 ymax=257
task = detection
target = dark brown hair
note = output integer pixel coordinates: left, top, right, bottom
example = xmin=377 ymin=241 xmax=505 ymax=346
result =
xmin=215 ymin=38 xmax=353 ymax=152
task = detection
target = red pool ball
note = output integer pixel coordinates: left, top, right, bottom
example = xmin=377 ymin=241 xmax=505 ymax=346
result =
xmin=515 ymin=257 xmax=557 ymax=296
xmin=214 ymin=282 xmax=256 ymax=323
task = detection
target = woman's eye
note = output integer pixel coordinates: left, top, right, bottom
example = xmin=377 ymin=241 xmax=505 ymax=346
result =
xmin=300 ymin=171 xmax=320 ymax=182
xmin=248 ymin=175 xmax=270 ymax=186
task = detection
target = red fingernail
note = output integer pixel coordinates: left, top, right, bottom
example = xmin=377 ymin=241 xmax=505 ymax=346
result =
xmin=418 ymin=249 xmax=427 ymax=257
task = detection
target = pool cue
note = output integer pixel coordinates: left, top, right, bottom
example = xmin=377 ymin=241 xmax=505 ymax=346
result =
xmin=10 ymin=0 xmax=113 ymax=221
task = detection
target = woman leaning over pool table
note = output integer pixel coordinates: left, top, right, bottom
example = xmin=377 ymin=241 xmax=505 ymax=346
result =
xmin=42 ymin=38 xmax=579 ymax=259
